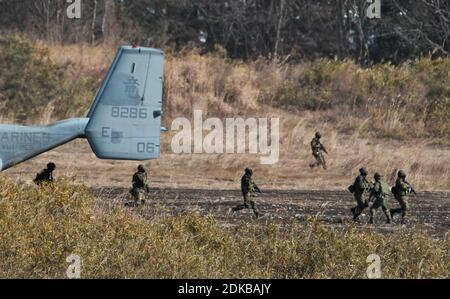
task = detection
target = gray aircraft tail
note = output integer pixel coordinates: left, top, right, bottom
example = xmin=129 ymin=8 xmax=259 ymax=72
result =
xmin=85 ymin=46 xmax=164 ymax=160
xmin=0 ymin=118 xmax=88 ymax=171
xmin=0 ymin=46 xmax=164 ymax=171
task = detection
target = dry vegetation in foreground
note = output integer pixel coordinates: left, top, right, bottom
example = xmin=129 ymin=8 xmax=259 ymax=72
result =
xmin=0 ymin=35 xmax=449 ymax=190
xmin=0 ymin=178 xmax=448 ymax=279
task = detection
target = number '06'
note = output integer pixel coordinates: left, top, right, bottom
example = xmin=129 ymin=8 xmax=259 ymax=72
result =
xmin=137 ymin=143 xmax=155 ymax=153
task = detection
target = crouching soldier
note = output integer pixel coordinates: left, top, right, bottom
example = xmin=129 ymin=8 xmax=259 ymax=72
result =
xmin=368 ymin=172 xmax=391 ymax=224
xmin=349 ymin=167 xmax=371 ymax=221
xmin=390 ymin=170 xmax=415 ymax=224
xmin=127 ymin=164 xmax=150 ymax=206
xmin=230 ymin=168 xmax=262 ymax=218
xmin=34 ymin=162 xmax=56 ymax=186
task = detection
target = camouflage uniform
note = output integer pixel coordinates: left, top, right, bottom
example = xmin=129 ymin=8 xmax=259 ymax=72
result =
xmin=390 ymin=171 xmax=411 ymax=223
xmin=129 ymin=165 xmax=149 ymax=205
xmin=310 ymin=132 xmax=327 ymax=170
xmin=350 ymin=168 xmax=370 ymax=220
xmin=232 ymin=168 xmax=261 ymax=218
xmin=34 ymin=162 xmax=55 ymax=185
xmin=368 ymin=173 xmax=391 ymax=224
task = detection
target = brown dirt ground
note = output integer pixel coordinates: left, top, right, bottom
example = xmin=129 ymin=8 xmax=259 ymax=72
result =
xmin=91 ymin=187 xmax=450 ymax=237
xmin=2 ymin=138 xmax=449 ymax=237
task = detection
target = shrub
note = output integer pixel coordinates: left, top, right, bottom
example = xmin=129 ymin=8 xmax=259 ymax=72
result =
xmin=0 ymin=35 xmax=65 ymax=121
xmin=0 ymin=35 xmax=100 ymax=123
xmin=258 ymin=57 xmax=450 ymax=139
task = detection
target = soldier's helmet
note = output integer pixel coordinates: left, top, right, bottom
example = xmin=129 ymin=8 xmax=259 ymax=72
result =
xmin=137 ymin=164 xmax=146 ymax=172
xmin=245 ymin=168 xmax=253 ymax=176
xmin=47 ymin=162 xmax=56 ymax=171
xmin=315 ymin=132 xmax=321 ymax=138
xmin=359 ymin=167 xmax=368 ymax=176
xmin=374 ymin=172 xmax=382 ymax=180
xmin=398 ymin=170 xmax=406 ymax=178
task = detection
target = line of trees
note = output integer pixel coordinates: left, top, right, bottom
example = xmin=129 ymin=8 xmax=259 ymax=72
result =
xmin=0 ymin=0 xmax=448 ymax=64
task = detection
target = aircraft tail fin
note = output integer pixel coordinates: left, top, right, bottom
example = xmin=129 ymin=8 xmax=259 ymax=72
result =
xmin=0 ymin=118 xmax=88 ymax=171
xmin=85 ymin=46 xmax=164 ymax=160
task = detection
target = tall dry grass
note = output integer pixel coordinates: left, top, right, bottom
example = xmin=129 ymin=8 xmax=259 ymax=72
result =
xmin=0 ymin=178 xmax=447 ymax=278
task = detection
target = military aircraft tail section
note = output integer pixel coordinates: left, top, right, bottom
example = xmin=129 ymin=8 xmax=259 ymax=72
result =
xmin=85 ymin=46 xmax=164 ymax=160
xmin=0 ymin=46 xmax=164 ymax=171
xmin=0 ymin=118 xmax=88 ymax=171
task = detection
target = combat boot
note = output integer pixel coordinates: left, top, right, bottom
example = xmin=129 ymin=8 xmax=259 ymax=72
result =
xmin=389 ymin=209 xmax=396 ymax=220
xmin=352 ymin=207 xmax=363 ymax=221
xmin=385 ymin=213 xmax=391 ymax=224
xmin=124 ymin=201 xmax=138 ymax=208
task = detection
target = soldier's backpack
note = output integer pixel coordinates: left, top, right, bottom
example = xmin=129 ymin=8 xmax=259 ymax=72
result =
xmin=33 ymin=171 xmax=48 ymax=185
xmin=348 ymin=184 xmax=355 ymax=193
xmin=381 ymin=181 xmax=391 ymax=196
xmin=33 ymin=172 xmax=41 ymax=183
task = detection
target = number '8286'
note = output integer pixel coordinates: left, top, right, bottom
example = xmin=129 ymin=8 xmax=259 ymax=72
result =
xmin=111 ymin=107 xmax=148 ymax=119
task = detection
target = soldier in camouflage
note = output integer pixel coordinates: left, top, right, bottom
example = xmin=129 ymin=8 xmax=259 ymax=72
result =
xmin=128 ymin=164 xmax=150 ymax=206
xmin=231 ymin=168 xmax=262 ymax=218
xmin=390 ymin=170 xmax=414 ymax=224
xmin=349 ymin=167 xmax=371 ymax=221
xmin=368 ymin=172 xmax=391 ymax=224
xmin=34 ymin=162 xmax=56 ymax=185
xmin=309 ymin=132 xmax=328 ymax=170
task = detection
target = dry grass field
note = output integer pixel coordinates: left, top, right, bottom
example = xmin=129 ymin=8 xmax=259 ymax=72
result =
xmin=0 ymin=39 xmax=448 ymax=279
xmin=0 ymin=178 xmax=448 ymax=279
xmin=1 ymin=42 xmax=449 ymax=191
xmin=3 ymin=133 xmax=450 ymax=192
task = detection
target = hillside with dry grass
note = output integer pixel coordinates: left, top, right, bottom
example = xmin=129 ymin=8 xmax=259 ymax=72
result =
xmin=0 ymin=35 xmax=448 ymax=191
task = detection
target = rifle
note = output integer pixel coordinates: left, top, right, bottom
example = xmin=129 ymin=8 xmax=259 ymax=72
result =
xmin=408 ymin=186 xmax=417 ymax=195
xmin=405 ymin=181 xmax=417 ymax=195
xmin=254 ymin=184 xmax=262 ymax=194
xmin=365 ymin=179 xmax=374 ymax=193
xmin=320 ymin=143 xmax=328 ymax=154
xmin=368 ymin=192 xmax=375 ymax=203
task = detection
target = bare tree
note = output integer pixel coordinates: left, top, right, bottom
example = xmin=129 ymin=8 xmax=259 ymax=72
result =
xmin=91 ymin=0 xmax=98 ymax=45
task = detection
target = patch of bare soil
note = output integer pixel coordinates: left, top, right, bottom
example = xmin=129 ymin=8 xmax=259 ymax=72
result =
xmin=92 ymin=187 xmax=450 ymax=237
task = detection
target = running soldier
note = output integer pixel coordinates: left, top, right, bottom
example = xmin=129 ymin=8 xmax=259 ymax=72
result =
xmin=230 ymin=168 xmax=262 ymax=218
xmin=368 ymin=172 xmax=391 ymax=224
xmin=34 ymin=162 xmax=56 ymax=185
xmin=128 ymin=164 xmax=150 ymax=206
xmin=349 ymin=167 xmax=371 ymax=221
xmin=390 ymin=170 xmax=416 ymax=224
xmin=309 ymin=132 xmax=328 ymax=170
